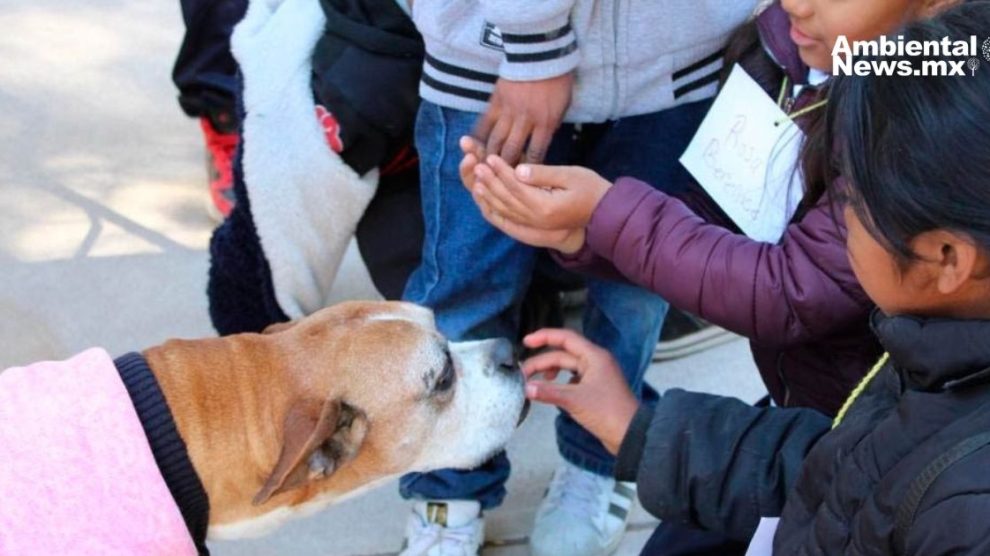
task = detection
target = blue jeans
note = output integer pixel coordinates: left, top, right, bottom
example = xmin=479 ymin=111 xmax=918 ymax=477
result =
xmin=401 ymin=99 xmax=712 ymax=509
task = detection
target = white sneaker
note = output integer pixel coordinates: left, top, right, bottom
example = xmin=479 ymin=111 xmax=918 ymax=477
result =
xmin=530 ymin=461 xmax=636 ymax=556
xmin=400 ymin=500 xmax=485 ymax=556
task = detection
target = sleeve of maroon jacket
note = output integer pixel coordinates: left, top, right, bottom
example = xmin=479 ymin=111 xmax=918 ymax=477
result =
xmin=558 ymin=177 xmax=870 ymax=347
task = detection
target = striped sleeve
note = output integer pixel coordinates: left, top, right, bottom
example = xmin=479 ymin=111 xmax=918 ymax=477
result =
xmin=479 ymin=0 xmax=579 ymax=81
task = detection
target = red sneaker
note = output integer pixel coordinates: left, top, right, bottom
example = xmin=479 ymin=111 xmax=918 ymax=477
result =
xmin=200 ymin=117 xmax=239 ymax=221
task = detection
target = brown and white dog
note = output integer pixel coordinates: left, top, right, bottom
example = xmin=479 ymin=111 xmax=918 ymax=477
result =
xmin=159 ymin=301 xmax=527 ymax=538
xmin=0 ymin=300 xmax=526 ymax=553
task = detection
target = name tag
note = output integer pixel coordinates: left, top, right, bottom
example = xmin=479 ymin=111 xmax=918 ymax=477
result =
xmin=680 ymin=65 xmax=805 ymax=243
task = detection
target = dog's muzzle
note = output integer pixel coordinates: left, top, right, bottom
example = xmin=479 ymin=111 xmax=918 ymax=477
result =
xmin=490 ymin=338 xmax=530 ymax=426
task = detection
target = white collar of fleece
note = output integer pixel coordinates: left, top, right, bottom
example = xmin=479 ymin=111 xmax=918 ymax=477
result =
xmin=231 ymin=0 xmax=379 ymax=319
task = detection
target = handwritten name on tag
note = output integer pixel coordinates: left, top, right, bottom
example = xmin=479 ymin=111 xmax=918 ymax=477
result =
xmin=680 ymin=65 xmax=805 ymax=243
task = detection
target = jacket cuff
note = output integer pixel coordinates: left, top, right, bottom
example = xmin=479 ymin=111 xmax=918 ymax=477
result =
xmin=615 ymin=404 xmax=655 ymax=482
xmin=586 ymin=177 xmax=658 ymax=258
xmin=496 ymin=15 xmax=579 ymax=81
xmin=550 ymin=242 xmax=595 ymax=269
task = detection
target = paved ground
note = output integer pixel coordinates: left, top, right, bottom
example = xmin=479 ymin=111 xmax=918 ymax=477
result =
xmin=0 ymin=1 xmax=766 ymax=554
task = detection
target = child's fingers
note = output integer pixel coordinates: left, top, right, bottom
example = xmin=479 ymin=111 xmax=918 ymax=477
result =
xmin=516 ymin=163 xmax=577 ymax=190
xmin=473 ymin=166 xmax=514 ymax=217
xmin=473 ymin=190 xmax=532 ymax=242
xmin=485 ymin=117 xmax=513 ymax=160
xmin=472 ymin=191 xmax=509 ymax=231
xmin=479 ymin=157 xmax=541 ymax=224
xmin=459 ymin=153 xmax=478 ymax=191
xmin=488 ymin=155 xmax=545 ymax=205
xmin=525 ymin=126 xmax=553 ymax=164
xmin=459 ymin=135 xmax=486 ymax=159
xmin=523 ymin=328 xmax=600 ymax=357
xmin=473 ymin=196 xmax=517 ymax=234
xmin=522 ymin=350 xmax=580 ymax=379
xmin=473 ymin=109 xmax=498 ymax=146
xmin=521 ymin=328 xmax=561 ymax=349
xmin=500 ymin=119 xmax=533 ymax=166
xmin=472 ymin=190 xmax=501 ymax=225
xmin=480 ymin=209 xmax=563 ymax=249
xmin=527 ymin=369 xmax=563 ymax=383
xmin=525 ymin=381 xmax=574 ymax=411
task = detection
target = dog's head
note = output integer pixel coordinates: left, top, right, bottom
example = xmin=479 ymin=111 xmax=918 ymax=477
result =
xmin=225 ymin=301 xmax=525 ymax=534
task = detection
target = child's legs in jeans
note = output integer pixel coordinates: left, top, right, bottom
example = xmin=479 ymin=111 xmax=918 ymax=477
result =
xmin=554 ymin=99 xmax=714 ymax=474
xmin=400 ymin=101 xmax=537 ymax=509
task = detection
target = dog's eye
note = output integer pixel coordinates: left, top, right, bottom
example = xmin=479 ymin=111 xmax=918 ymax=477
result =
xmin=435 ymin=360 xmax=455 ymax=393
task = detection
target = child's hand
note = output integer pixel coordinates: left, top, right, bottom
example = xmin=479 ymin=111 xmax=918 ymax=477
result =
xmin=458 ymin=137 xmax=486 ymax=191
xmin=472 ymin=155 xmax=612 ymax=231
xmin=522 ymin=329 xmax=639 ymax=455
xmin=475 ymin=195 xmax=587 ymax=253
xmin=462 ymin=138 xmax=586 ymax=253
xmin=473 ymin=74 xmax=574 ymax=165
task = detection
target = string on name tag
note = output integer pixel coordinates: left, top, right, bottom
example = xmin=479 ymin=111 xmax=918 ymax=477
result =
xmin=774 ymin=76 xmax=828 ymax=127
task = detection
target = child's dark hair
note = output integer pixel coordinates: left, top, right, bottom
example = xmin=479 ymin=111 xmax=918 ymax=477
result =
xmin=825 ymin=1 xmax=990 ymax=260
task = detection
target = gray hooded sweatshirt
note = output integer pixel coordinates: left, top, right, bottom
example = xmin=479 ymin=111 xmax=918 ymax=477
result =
xmin=412 ymin=0 xmax=758 ymax=122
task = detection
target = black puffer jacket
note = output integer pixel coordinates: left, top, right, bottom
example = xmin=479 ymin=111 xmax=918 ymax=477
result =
xmin=619 ymin=312 xmax=990 ymax=554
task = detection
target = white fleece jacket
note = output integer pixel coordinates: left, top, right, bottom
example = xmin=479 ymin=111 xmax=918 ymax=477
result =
xmin=232 ymin=0 xmax=378 ymax=319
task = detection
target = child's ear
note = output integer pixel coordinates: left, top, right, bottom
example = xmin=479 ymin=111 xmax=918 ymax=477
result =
xmin=916 ymin=230 xmax=981 ymax=295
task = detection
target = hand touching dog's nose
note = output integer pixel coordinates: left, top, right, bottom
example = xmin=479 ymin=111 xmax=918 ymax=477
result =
xmin=521 ymin=329 xmax=638 ymax=455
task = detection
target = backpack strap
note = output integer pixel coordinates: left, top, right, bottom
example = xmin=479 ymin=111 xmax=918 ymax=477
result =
xmin=893 ymin=431 xmax=990 ymax=554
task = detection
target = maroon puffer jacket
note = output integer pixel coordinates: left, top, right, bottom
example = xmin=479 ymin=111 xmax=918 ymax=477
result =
xmin=557 ymin=4 xmax=881 ymax=415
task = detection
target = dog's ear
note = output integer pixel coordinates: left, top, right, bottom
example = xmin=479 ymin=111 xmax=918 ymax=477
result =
xmin=262 ymin=320 xmax=297 ymax=334
xmin=253 ymin=398 xmax=368 ymax=505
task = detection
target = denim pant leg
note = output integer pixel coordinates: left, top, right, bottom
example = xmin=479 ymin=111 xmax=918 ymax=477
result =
xmin=399 ymin=101 xmax=537 ymax=510
xmin=556 ymin=99 xmax=714 ymax=475
xmin=557 ymin=280 xmax=667 ymax=475
xmin=589 ymin=99 xmax=714 ymax=196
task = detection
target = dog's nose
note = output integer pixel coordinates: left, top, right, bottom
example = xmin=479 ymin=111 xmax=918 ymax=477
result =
xmin=492 ymin=338 xmax=517 ymax=375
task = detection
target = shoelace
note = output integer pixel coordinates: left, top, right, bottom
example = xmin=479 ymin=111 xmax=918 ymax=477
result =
xmin=546 ymin=466 xmax=604 ymax=525
xmin=400 ymin=519 xmax=478 ymax=556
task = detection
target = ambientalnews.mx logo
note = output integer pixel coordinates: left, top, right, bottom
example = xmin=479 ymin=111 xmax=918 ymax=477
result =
xmin=833 ymin=35 xmax=990 ymax=76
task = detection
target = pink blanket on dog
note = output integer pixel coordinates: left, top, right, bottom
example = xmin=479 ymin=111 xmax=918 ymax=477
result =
xmin=0 ymin=348 xmax=197 ymax=555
